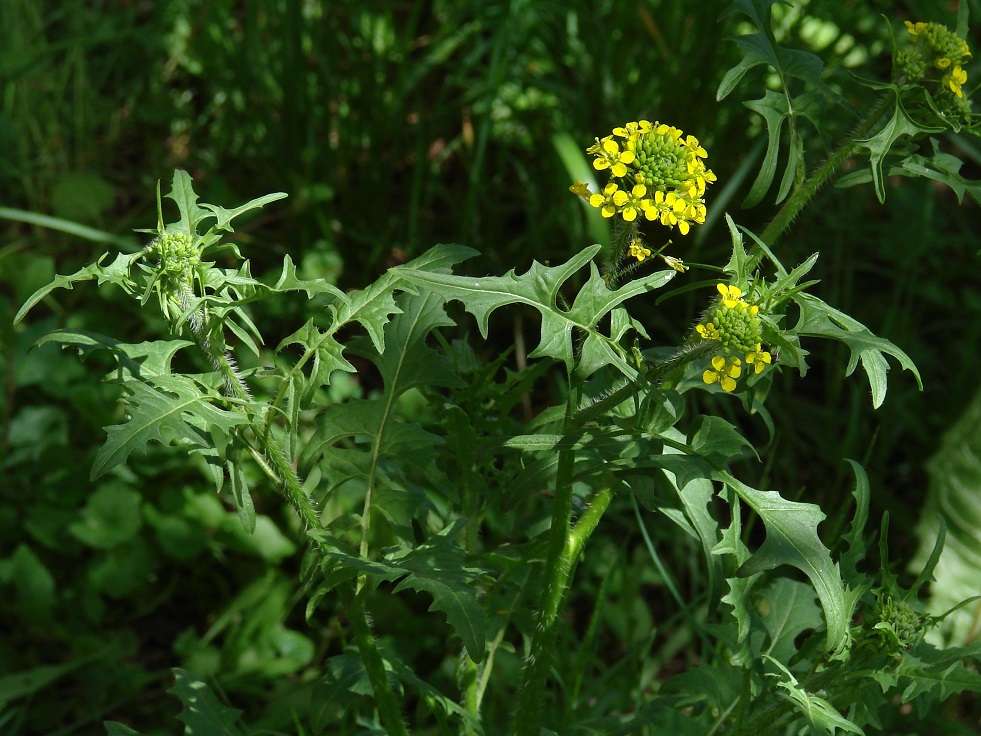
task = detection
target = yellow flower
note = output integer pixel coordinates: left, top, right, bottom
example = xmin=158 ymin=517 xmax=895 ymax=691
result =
xmin=683 ymin=134 xmax=708 ymax=158
xmin=696 ymin=322 xmax=719 ymax=340
xmin=619 ymin=184 xmax=649 ymax=222
xmin=589 ymin=182 xmax=628 ymax=218
xmin=643 ymin=190 xmax=691 ymax=234
xmin=569 ymin=180 xmax=591 ymax=199
xmin=613 ymin=120 xmax=653 ymax=140
xmin=946 ymin=65 xmax=968 ymax=97
xmin=935 ymin=56 xmax=952 ymax=69
xmin=905 ymin=20 xmax=927 ymax=37
xmin=663 ymin=255 xmax=688 ymax=273
xmin=703 ymin=355 xmax=742 ymax=392
xmin=590 ymin=137 xmax=635 ymax=178
xmin=717 ymin=283 xmax=743 ymax=308
xmin=745 ymin=344 xmax=773 ymax=374
xmin=628 ymin=238 xmax=652 ymax=261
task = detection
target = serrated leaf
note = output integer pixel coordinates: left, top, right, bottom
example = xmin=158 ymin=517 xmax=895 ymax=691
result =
xmin=886 ymin=138 xmax=981 ymax=206
xmin=838 ymin=460 xmax=871 ymax=585
xmin=793 ymin=293 xmax=921 ymax=408
xmin=299 ymin=292 xmax=459 ymax=483
xmin=758 ymin=578 xmax=824 ymax=663
xmin=270 ymin=254 xmax=348 ymax=299
xmin=389 ymin=521 xmax=486 ymax=661
xmin=720 ymin=0 xmax=835 ymax=99
xmin=228 ymin=455 xmax=256 ymax=535
xmin=766 ymin=657 xmax=865 ymax=735
xmin=92 ymin=375 xmax=250 ymax=479
xmin=712 ymin=488 xmax=763 ymax=665
xmin=657 ymin=428 xmax=724 ymax=608
xmin=742 ymin=90 xmax=790 ymax=208
xmin=201 ymin=191 xmax=288 ymax=233
xmin=36 ymin=330 xmax=193 ymax=383
xmin=311 ymin=654 xmax=374 ymax=731
xmin=387 ymin=654 xmax=482 ymax=729
xmin=853 ymin=92 xmax=945 ymax=203
xmin=15 ymin=252 xmax=141 ymax=324
xmin=277 ymin=319 xmax=356 ymax=404
xmin=722 ymin=473 xmax=848 ymax=654
xmin=895 ymin=645 xmax=981 ymax=702
xmin=169 ymin=668 xmax=245 ymax=736
xmin=165 ymin=170 xmax=212 ymax=238
xmin=395 ymin=246 xmax=674 ymax=375
xmin=311 ymin=522 xmax=487 ymax=661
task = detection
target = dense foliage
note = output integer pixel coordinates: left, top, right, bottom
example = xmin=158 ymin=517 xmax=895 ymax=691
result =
xmin=3 ymin=1 xmax=981 ymax=735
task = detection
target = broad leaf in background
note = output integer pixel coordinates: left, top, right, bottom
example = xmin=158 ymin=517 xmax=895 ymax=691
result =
xmin=169 ymin=668 xmax=246 ymax=736
xmin=913 ymin=387 xmax=981 ymax=645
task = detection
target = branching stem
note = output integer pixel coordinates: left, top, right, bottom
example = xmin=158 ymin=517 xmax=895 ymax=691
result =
xmin=759 ymin=91 xmax=893 ymax=247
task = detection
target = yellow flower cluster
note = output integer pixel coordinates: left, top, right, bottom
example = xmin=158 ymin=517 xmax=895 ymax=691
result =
xmin=697 ymin=284 xmax=772 ymax=393
xmin=574 ymin=120 xmax=717 ymax=235
xmin=903 ymin=20 xmax=972 ymax=98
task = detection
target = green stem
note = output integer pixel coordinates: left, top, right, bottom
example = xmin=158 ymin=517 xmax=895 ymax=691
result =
xmin=571 ymin=341 xmax=716 ymax=428
xmin=176 ymin=288 xmax=408 ymax=734
xmin=758 ymin=91 xmax=893 ymax=247
xmin=510 ymin=428 xmax=616 ymax=736
xmin=348 ymin=589 xmax=411 ymax=736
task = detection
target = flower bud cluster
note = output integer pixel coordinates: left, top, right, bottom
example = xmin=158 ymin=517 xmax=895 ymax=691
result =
xmin=899 ymin=21 xmax=972 ymax=102
xmin=149 ymin=232 xmax=200 ymax=279
xmin=696 ymin=284 xmax=772 ymax=393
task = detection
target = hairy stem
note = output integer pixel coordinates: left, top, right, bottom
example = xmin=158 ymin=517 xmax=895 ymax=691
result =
xmin=177 ymin=285 xmax=320 ymax=529
xmin=759 ymin=91 xmax=893 ymax=247
xmin=176 ymin=285 xmax=407 ymax=734
xmin=571 ymin=341 xmax=716 ymax=427
xmin=348 ymin=589 xmax=411 ymax=736
xmin=510 ymin=419 xmax=616 ymax=736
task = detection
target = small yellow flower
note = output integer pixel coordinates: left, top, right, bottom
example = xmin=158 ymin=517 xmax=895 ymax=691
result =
xmin=628 ymin=238 xmax=652 ymax=261
xmin=905 ymin=21 xmax=927 ymax=37
xmin=717 ymin=283 xmax=743 ymax=308
xmin=590 ymin=137 xmax=635 ymax=178
xmin=946 ymin=65 xmax=968 ymax=97
xmin=696 ymin=322 xmax=719 ymax=340
xmin=683 ymin=135 xmax=708 ymax=158
xmin=569 ymin=180 xmax=591 ymax=199
xmin=935 ymin=56 xmax=952 ymax=69
xmin=613 ymin=120 xmax=653 ymax=139
xmin=745 ymin=344 xmax=773 ymax=374
xmin=589 ymin=182 xmax=628 ymax=218
xmin=620 ymin=184 xmax=649 ymax=222
xmin=703 ymin=355 xmax=742 ymax=392
xmin=663 ymin=255 xmax=688 ymax=273
xmin=643 ymin=191 xmax=691 ymax=234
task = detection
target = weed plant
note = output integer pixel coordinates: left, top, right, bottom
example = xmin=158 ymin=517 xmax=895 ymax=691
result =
xmin=3 ymin=2 xmax=981 ymax=735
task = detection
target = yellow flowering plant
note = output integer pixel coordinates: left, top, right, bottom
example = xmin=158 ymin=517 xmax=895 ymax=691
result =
xmin=11 ymin=3 xmax=981 ymax=736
